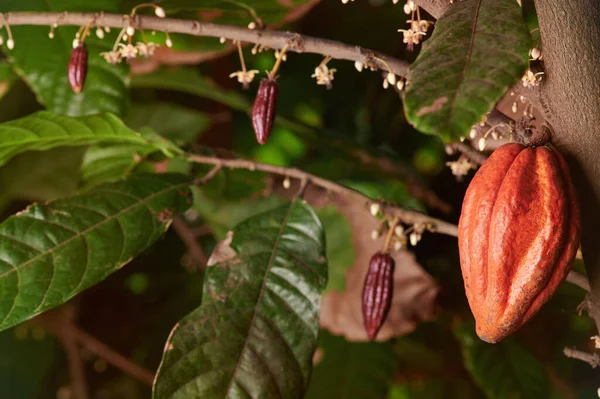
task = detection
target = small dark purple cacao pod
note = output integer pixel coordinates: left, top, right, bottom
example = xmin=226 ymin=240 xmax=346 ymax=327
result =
xmin=251 ymin=78 xmax=279 ymax=145
xmin=68 ymin=42 xmax=88 ymax=94
xmin=362 ymin=252 xmax=395 ymax=340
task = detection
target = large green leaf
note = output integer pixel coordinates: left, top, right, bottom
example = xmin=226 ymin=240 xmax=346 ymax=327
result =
xmin=0 ymin=147 xmax=86 ymax=211
xmin=404 ymin=0 xmax=530 ymax=141
xmin=306 ymin=331 xmax=395 ymax=399
xmin=1 ymin=0 xmax=129 ymax=116
xmin=0 ymin=111 xmax=179 ymax=167
xmin=153 ymin=200 xmax=327 ymax=399
xmin=454 ymin=321 xmax=549 ymax=399
xmin=0 ymin=173 xmax=191 ymax=331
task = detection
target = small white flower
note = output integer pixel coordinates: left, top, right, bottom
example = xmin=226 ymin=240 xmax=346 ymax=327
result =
xmin=72 ymin=39 xmax=80 ymax=49
xmin=396 ymin=80 xmax=405 ymax=90
xmin=342 ymin=0 xmax=350 ymax=4
xmin=48 ymin=31 xmax=54 ymax=39
xmin=283 ymin=177 xmax=291 ymax=189
xmin=136 ymin=42 xmax=158 ymax=57
xmin=512 ymin=102 xmax=518 ymax=113
xmin=530 ymin=47 xmax=541 ymax=60
xmin=446 ymin=158 xmax=477 ymax=180
xmin=478 ymin=137 xmax=487 ymax=151
xmin=123 ymin=34 xmax=129 ymax=41
xmin=394 ymin=225 xmax=404 ymax=237
xmin=104 ymin=26 xmax=111 ymax=32
xmin=155 ymin=6 xmax=166 ymax=18
xmin=469 ymin=128 xmax=477 ymax=139
xmin=229 ymin=69 xmax=260 ymax=89
xmin=522 ymin=69 xmax=544 ymax=88
xmin=101 ymin=51 xmax=122 ymax=65
xmin=126 ymin=25 xmax=135 ymax=36
xmin=219 ymin=37 xmax=226 ymax=44
xmin=6 ymin=39 xmax=14 ymax=50
xmin=409 ymin=232 xmax=420 ymax=246
xmin=403 ymin=3 xmax=411 ymax=13
xmin=165 ymin=37 xmax=173 ymax=48
xmin=387 ymin=72 xmax=397 ymax=85
xmin=248 ymin=22 xmax=257 ymax=30
xmin=274 ymin=49 xmax=287 ymax=62
xmin=491 ymin=131 xmax=498 ymax=140
xmin=371 ymin=230 xmax=380 ymax=240
xmin=118 ymin=43 xmax=138 ymax=59
xmin=96 ymin=27 xmax=105 ymax=39
xmin=393 ymin=240 xmax=403 ymax=250
xmin=354 ymin=61 xmax=364 ymax=72
xmin=311 ymin=64 xmax=337 ymax=89
xmin=383 ymin=79 xmax=389 ymax=89
xmin=370 ymin=203 xmax=380 ymax=216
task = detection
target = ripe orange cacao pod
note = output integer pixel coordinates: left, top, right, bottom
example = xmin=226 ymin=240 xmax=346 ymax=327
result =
xmin=458 ymin=143 xmax=580 ymax=343
xmin=68 ymin=42 xmax=88 ymax=94
xmin=251 ymin=78 xmax=278 ymax=145
xmin=362 ymin=252 xmax=395 ymax=340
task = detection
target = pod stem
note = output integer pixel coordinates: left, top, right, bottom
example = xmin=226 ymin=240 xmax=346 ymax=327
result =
xmin=268 ymin=43 xmax=289 ymax=79
xmin=383 ymin=217 xmax=400 ymax=253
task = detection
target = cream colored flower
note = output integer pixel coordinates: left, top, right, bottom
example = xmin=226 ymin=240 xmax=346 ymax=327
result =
xmin=229 ymin=69 xmax=260 ymax=89
xmin=311 ymin=64 xmax=336 ymax=89
xmin=100 ymin=51 xmax=122 ymax=65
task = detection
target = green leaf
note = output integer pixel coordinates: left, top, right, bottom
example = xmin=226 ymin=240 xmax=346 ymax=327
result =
xmin=80 ymin=143 xmax=156 ymax=188
xmin=306 ymin=331 xmax=395 ymax=399
xmin=153 ymin=200 xmax=327 ymax=399
xmin=0 ymin=147 xmax=86 ymax=211
xmin=127 ymin=102 xmax=210 ymax=145
xmin=1 ymin=1 xmax=129 ymax=116
xmin=404 ymin=0 xmax=530 ymax=141
xmin=0 ymin=173 xmax=191 ymax=331
xmin=0 ymin=111 xmax=180 ymax=167
xmin=454 ymin=321 xmax=549 ymax=399
xmin=315 ymin=207 xmax=354 ymax=293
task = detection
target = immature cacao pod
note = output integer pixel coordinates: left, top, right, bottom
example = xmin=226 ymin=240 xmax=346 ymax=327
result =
xmin=458 ymin=143 xmax=580 ymax=343
xmin=362 ymin=252 xmax=395 ymax=340
xmin=68 ymin=42 xmax=88 ymax=94
xmin=251 ymin=78 xmax=278 ymax=145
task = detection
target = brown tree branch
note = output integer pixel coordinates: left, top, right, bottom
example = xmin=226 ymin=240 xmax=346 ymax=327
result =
xmin=186 ymin=153 xmax=459 ymax=237
xmin=2 ymin=12 xmax=408 ymax=77
xmin=534 ymin=0 xmax=600 ymax=335
xmin=172 ymin=217 xmax=208 ymax=271
xmin=563 ymin=347 xmax=600 ymax=368
xmin=34 ymin=312 xmax=155 ymax=386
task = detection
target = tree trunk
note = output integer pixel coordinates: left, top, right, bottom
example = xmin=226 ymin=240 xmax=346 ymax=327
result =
xmin=534 ymin=0 xmax=600 ymax=331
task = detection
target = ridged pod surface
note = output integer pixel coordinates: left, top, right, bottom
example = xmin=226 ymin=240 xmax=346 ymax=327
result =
xmin=251 ymin=78 xmax=279 ymax=145
xmin=68 ymin=43 xmax=88 ymax=94
xmin=458 ymin=143 xmax=580 ymax=343
xmin=362 ymin=252 xmax=395 ymax=340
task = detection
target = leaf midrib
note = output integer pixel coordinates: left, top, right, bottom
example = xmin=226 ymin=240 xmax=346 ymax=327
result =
xmin=446 ymin=0 xmax=483 ymax=127
xmin=224 ymin=201 xmax=297 ymax=398
xmin=0 ymin=181 xmax=189 ymax=282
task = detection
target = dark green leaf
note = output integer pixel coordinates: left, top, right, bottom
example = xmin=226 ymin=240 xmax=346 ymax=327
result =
xmin=0 ymin=173 xmax=191 ymax=331
xmin=306 ymin=331 xmax=395 ymax=399
xmin=454 ymin=321 xmax=549 ymax=399
xmin=0 ymin=147 xmax=86 ymax=211
xmin=0 ymin=111 xmax=179 ymax=167
xmin=127 ymin=102 xmax=210 ymax=145
xmin=2 ymin=1 xmax=129 ymax=116
xmin=80 ymin=143 xmax=156 ymax=188
xmin=404 ymin=0 xmax=530 ymax=141
xmin=153 ymin=200 xmax=327 ymax=399
xmin=315 ymin=207 xmax=354 ymax=293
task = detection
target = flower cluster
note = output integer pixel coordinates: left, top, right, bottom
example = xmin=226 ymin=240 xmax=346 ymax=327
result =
xmin=521 ymin=69 xmax=544 ymax=88
xmin=101 ymin=42 xmax=159 ymax=65
xmin=312 ymin=63 xmax=336 ymax=89
xmin=398 ymin=0 xmax=433 ymax=51
xmin=446 ymin=156 xmax=477 ymax=181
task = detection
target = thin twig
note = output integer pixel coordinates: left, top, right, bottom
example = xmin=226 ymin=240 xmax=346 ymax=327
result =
xmin=186 ymin=153 xmax=459 ymax=237
xmin=4 ymin=12 xmax=409 ymax=77
xmin=567 ymin=270 xmax=591 ymax=292
xmin=447 ymin=142 xmax=488 ymax=165
xmin=563 ymin=347 xmax=600 ymax=368
xmin=172 ymin=217 xmax=208 ymax=270
xmin=34 ymin=313 xmax=155 ymax=386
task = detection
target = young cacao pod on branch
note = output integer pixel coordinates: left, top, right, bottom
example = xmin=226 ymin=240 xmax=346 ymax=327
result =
xmin=251 ymin=78 xmax=278 ymax=145
xmin=458 ymin=142 xmax=580 ymax=343
xmin=362 ymin=252 xmax=395 ymax=340
xmin=68 ymin=41 xmax=88 ymax=94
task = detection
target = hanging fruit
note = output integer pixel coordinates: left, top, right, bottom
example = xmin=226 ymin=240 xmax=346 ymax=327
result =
xmin=458 ymin=139 xmax=580 ymax=343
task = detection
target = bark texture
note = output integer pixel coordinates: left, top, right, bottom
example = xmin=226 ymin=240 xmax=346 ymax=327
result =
xmin=534 ymin=0 xmax=600 ymax=331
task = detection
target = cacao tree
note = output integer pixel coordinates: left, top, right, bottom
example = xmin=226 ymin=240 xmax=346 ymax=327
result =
xmin=0 ymin=0 xmax=597 ymax=398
